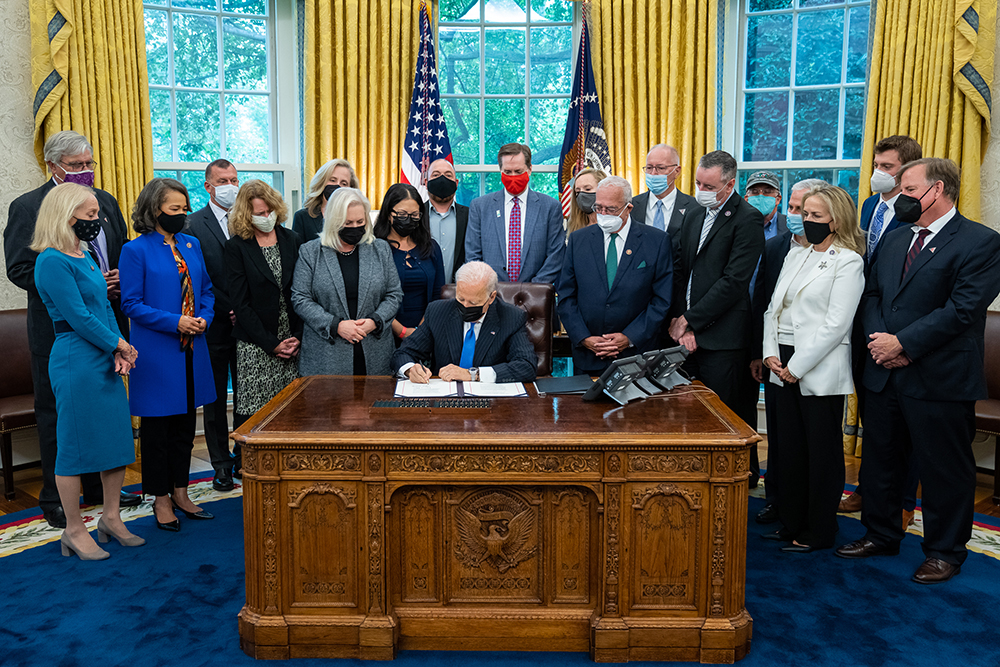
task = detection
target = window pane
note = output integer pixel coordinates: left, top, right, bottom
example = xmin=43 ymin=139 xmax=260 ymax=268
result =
xmin=743 ymin=91 xmax=788 ymax=161
xmin=798 ymin=0 xmax=841 ymax=6
xmin=442 ymin=98 xmax=481 ymax=165
xmin=173 ymin=12 xmax=220 ymax=88
xmin=178 ymin=170 xmax=210 ymax=210
xmin=176 ymin=91 xmax=221 ymax=161
xmin=154 ymin=169 xmax=177 ymax=179
xmin=172 ymin=0 xmax=218 ymax=9
xmin=455 ymin=171 xmax=483 ymax=205
xmin=485 ymin=28 xmax=525 ymax=95
xmin=792 ymin=89 xmax=839 ymax=159
xmin=223 ymin=0 xmax=266 ymax=15
xmin=440 ymin=0 xmax=480 ymax=22
xmin=529 ymin=97 xmax=569 ymax=165
xmin=150 ymin=89 xmax=174 ymax=161
xmin=485 ymin=98 xmax=525 ymax=160
xmin=145 ymin=9 xmax=170 ymax=86
xmin=842 ymin=87 xmax=865 ymax=160
xmin=485 ymin=0 xmax=526 ymax=22
xmin=795 ymin=9 xmax=844 ymax=86
xmin=226 ymin=93 xmax=270 ymax=162
xmin=749 ymin=0 xmax=791 ymax=10
xmin=846 ymin=5 xmax=869 ymax=83
xmin=745 ymin=14 xmax=792 ymax=89
xmin=238 ymin=171 xmax=274 ymax=188
xmin=224 ymin=17 xmax=268 ymax=91
xmin=485 ymin=171 xmax=502 ymax=194
xmin=529 ymin=172 xmax=559 ymax=200
xmin=439 ymin=28 xmax=480 ymax=95
xmin=836 ymin=168 xmax=860 ymax=204
xmin=529 ymin=27 xmax=572 ymax=94
xmin=786 ymin=168 xmax=834 ymax=188
xmin=531 ymin=0 xmax=573 ymax=22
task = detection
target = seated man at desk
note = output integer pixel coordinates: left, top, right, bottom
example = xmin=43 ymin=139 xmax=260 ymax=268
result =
xmin=391 ymin=261 xmax=537 ymax=384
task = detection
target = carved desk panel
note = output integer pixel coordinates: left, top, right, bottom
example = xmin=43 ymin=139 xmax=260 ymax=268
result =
xmin=234 ymin=377 xmax=758 ymax=663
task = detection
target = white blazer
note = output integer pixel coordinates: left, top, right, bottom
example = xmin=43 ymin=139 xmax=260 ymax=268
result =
xmin=763 ymin=244 xmax=864 ymax=396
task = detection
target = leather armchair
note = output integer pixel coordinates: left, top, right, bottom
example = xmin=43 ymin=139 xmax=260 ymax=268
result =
xmin=975 ymin=310 xmax=1000 ymax=505
xmin=0 ymin=309 xmax=35 ymax=500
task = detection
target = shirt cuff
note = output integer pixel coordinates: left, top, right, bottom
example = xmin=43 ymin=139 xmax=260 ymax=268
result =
xmin=478 ymin=366 xmax=497 ymax=383
xmin=398 ymin=362 xmax=415 ymax=379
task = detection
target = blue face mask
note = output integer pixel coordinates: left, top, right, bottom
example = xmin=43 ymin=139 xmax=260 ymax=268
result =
xmin=747 ymin=195 xmax=777 ymax=217
xmin=645 ymin=173 xmax=672 ymax=196
xmin=786 ymin=213 xmax=804 ymax=236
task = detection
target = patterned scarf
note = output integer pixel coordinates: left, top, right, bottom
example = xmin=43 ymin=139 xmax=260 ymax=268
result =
xmin=172 ymin=245 xmax=195 ymax=352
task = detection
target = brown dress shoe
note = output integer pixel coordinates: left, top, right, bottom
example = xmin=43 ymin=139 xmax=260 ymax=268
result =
xmin=835 ymin=539 xmax=900 ymax=559
xmin=912 ymin=558 xmax=960 ymax=584
xmin=902 ymin=509 xmax=915 ymax=532
xmin=838 ymin=492 xmax=863 ymax=513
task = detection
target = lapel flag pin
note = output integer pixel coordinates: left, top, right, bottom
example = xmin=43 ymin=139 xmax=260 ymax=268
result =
xmin=725 ymin=210 xmax=731 ymax=216
xmin=929 ymin=247 xmax=936 ymax=253
xmin=496 ymin=210 xmax=501 ymax=217
xmin=679 ymin=208 xmax=685 ymax=215
xmin=187 ymin=242 xmax=192 ymax=248
xmin=626 ymin=249 xmax=632 ymax=255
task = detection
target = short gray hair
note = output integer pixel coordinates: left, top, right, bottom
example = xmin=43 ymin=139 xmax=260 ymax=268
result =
xmin=698 ymin=150 xmax=737 ymax=183
xmin=43 ymin=131 xmax=93 ymax=164
xmin=321 ymin=187 xmax=374 ymax=250
xmin=455 ymin=261 xmax=498 ymax=294
xmin=647 ymin=143 xmax=679 ymax=162
xmin=791 ymin=178 xmax=828 ymax=194
xmin=596 ymin=175 xmax=632 ymax=205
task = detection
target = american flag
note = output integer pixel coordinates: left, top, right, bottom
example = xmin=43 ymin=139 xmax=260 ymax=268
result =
xmin=400 ymin=1 xmax=453 ymax=201
xmin=557 ymin=4 xmax=611 ymax=218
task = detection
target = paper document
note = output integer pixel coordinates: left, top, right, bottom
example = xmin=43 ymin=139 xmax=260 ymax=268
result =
xmin=395 ymin=379 xmax=457 ymax=397
xmin=465 ymin=382 xmax=527 ymax=397
xmin=394 ymin=380 xmax=528 ymax=398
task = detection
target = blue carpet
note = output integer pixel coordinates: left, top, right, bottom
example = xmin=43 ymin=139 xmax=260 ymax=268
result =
xmin=3 ymin=495 xmax=1000 ymax=667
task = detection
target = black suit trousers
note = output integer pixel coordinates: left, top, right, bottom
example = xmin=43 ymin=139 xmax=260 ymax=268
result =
xmin=682 ymin=348 xmax=745 ymax=411
xmin=860 ymin=382 xmax=976 ymax=565
xmin=204 ymin=320 xmax=237 ymax=472
xmin=762 ymin=379 xmax=780 ymax=504
xmin=772 ymin=346 xmax=845 ymax=547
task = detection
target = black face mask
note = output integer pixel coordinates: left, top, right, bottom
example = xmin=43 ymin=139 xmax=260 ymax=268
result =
xmin=802 ymin=221 xmax=832 ymax=245
xmin=460 ymin=302 xmax=484 ymax=323
xmin=158 ymin=212 xmax=187 ymax=235
xmin=73 ymin=217 xmax=101 ymax=243
xmin=339 ymin=225 xmax=366 ymax=246
xmin=427 ymin=175 xmax=458 ymax=199
xmin=391 ymin=217 xmax=420 ymax=237
xmin=894 ymin=185 xmax=936 ymax=224
xmin=322 ymin=183 xmax=339 ymax=201
xmin=576 ymin=191 xmax=597 ymax=214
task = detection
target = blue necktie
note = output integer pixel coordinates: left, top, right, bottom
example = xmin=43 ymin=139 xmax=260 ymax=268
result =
xmin=868 ymin=201 xmax=888 ymax=257
xmin=652 ymin=200 xmax=665 ymax=231
xmin=459 ymin=324 xmax=476 ymax=368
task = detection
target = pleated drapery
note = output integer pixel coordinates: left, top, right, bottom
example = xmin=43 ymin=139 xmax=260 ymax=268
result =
xmin=29 ymin=0 xmax=154 ymax=224
xmin=303 ymin=0 xmax=422 ymax=204
xmin=589 ymin=0 xmax=717 ymax=195
xmin=859 ymin=0 xmax=995 ymax=220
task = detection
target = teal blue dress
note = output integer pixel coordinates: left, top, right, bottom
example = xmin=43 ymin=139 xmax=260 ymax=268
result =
xmin=34 ymin=249 xmax=135 ymax=475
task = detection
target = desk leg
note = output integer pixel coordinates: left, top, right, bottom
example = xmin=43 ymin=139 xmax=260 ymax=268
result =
xmin=361 ymin=480 xmax=398 ymax=660
xmin=592 ymin=483 xmax=629 ymax=663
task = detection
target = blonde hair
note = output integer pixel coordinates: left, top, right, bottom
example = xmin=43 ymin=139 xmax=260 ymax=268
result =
xmin=566 ymin=168 xmax=607 ymax=236
xmin=30 ymin=183 xmax=94 ymax=253
xmin=321 ymin=187 xmax=375 ymax=251
xmin=801 ymin=185 xmax=865 ymax=256
xmin=229 ymin=180 xmax=288 ymax=240
xmin=305 ymin=159 xmax=360 ymax=216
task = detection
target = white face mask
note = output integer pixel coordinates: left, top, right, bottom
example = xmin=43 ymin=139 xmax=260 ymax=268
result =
xmin=695 ymin=186 xmax=721 ymax=208
xmin=870 ymin=169 xmax=897 ymax=194
xmin=213 ymin=183 xmax=238 ymax=209
xmin=251 ymin=211 xmax=277 ymax=233
xmin=596 ymin=212 xmax=625 ymax=233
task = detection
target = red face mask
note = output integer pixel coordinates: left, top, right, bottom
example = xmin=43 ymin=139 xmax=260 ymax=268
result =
xmin=501 ymin=171 xmax=530 ymax=195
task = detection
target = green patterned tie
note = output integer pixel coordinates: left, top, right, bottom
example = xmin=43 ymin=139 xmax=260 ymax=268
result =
xmin=606 ymin=233 xmax=618 ymax=290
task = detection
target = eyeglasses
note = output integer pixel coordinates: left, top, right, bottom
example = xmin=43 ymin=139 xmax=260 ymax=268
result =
xmin=391 ymin=212 xmax=421 ymax=223
xmin=60 ymin=160 xmax=97 ymax=171
xmin=592 ymin=203 xmax=628 ymax=216
xmin=643 ymin=164 xmax=678 ymax=175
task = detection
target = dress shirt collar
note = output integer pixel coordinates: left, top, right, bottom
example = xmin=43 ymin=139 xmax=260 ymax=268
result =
xmin=913 ymin=206 xmax=957 ymax=237
xmin=879 ymin=192 xmax=901 ymax=208
xmin=504 ymin=186 xmax=529 ymax=207
xmin=209 ymin=198 xmax=229 ymax=222
xmin=604 ymin=217 xmax=632 ymax=244
xmin=429 ymin=199 xmax=456 ymax=217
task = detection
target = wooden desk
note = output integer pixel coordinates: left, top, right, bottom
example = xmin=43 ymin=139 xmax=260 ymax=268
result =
xmin=234 ymin=376 xmax=758 ymax=663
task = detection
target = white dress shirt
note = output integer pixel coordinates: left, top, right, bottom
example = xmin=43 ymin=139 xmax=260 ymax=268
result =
xmin=907 ymin=206 xmax=956 ymax=251
xmin=398 ymin=310 xmax=499 ymax=383
xmin=209 ymin=199 xmax=230 ymax=240
xmin=603 ymin=217 xmax=631 ymax=264
xmin=868 ymin=192 xmax=900 ymax=249
xmin=645 ymin=187 xmax=677 ymax=227
xmin=503 ymin=187 xmax=529 ymax=250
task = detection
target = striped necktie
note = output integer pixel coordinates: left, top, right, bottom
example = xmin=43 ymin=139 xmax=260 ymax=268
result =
xmin=868 ymin=201 xmax=888 ymax=257
xmin=902 ymin=229 xmax=931 ymax=280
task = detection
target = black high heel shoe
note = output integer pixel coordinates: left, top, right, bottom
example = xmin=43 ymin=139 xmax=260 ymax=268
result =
xmin=172 ymin=499 xmax=214 ymax=520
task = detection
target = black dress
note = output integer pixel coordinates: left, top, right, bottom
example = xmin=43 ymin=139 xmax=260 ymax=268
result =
xmin=337 ymin=250 xmax=366 ymax=375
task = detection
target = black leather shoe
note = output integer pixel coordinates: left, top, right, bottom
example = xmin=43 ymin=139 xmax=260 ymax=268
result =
xmin=781 ymin=543 xmax=829 ymax=553
xmin=755 ymin=503 xmax=779 ymax=524
xmin=748 ymin=475 xmax=759 ymax=489
xmin=42 ymin=506 xmax=67 ymax=529
xmin=120 ymin=491 xmax=143 ymax=508
xmin=835 ymin=539 xmax=900 ymax=559
xmin=172 ymin=500 xmax=214 ymax=520
xmin=912 ymin=558 xmax=961 ymax=584
xmin=761 ymin=528 xmax=795 ymax=542
xmin=232 ymin=466 xmax=242 ymax=480
xmin=213 ymin=469 xmax=234 ymax=492
xmin=156 ymin=518 xmax=180 ymax=532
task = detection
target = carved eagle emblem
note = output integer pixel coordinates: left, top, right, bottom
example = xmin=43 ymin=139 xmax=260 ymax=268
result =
xmin=454 ymin=507 xmax=536 ymax=573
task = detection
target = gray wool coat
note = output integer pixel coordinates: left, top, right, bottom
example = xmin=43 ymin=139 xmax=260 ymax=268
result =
xmin=291 ymin=237 xmax=403 ymax=376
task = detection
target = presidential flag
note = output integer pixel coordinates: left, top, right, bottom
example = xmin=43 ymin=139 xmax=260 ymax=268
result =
xmin=400 ymin=1 xmax=453 ymax=201
xmin=558 ymin=8 xmax=611 ymax=218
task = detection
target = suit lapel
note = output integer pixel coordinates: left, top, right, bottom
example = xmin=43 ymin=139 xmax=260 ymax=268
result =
xmin=610 ymin=224 xmax=640 ymax=293
xmin=473 ymin=302 xmax=502 ymax=366
xmin=684 ymin=207 xmax=705 ymax=267
xmin=771 ymin=246 xmax=810 ymax=303
xmin=448 ymin=300 xmax=465 ymax=365
xmin=321 ymin=245 xmax=350 ymax=315
xmin=898 ymin=222 xmax=958 ymax=292
xmin=248 ymin=238 xmax=279 ymax=287
xmin=588 ymin=229 xmax=611 ymax=297
xmin=698 ymin=196 xmax=737 ymax=253
xmin=492 ymin=191 xmax=507 ymax=263
xmin=793 ymin=247 xmax=837 ymax=294
xmin=357 ymin=243 xmax=376 ymax=315
xmin=519 ymin=190 xmax=537 ymax=260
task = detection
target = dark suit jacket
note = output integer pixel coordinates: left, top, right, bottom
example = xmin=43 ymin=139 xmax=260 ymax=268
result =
xmin=390 ymin=298 xmax=537 ymax=383
xmin=224 ymin=226 xmax=304 ymax=354
xmin=861 ymin=212 xmax=1000 ymax=401
xmin=751 ymin=231 xmax=796 ymax=359
xmin=4 ymin=179 xmax=129 ymax=354
xmin=558 ymin=222 xmax=674 ymax=374
xmin=292 ymin=207 xmax=324 ymax=242
xmin=425 ymin=200 xmax=469 ymax=279
xmin=630 ymin=189 xmax=700 ymax=245
xmin=763 ymin=210 xmax=788 ymax=238
xmin=859 ymin=193 xmax=910 ymax=274
xmin=186 ymin=204 xmax=234 ymax=346
xmin=672 ymin=194 xmax=765 ymax=350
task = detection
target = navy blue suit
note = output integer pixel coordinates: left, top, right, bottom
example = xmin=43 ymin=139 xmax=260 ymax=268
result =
xmin=391 ymin=298 xmax=537 ymax=383
xmin=859 ymin=212 xmax=1000 ymax=564
xmin=859 ymin=194 xmax=910 ymax=274
xmin=558 ymin=222 xmax=673 ymax=374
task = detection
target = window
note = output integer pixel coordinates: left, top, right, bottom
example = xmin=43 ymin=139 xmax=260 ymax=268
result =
xmin=437 ymin=0 xmax=575 ymax=206
xmin=144 ymin=0 xmax=290 ymax=210
xmin=737 ymin=0 xmax=871 ymax=202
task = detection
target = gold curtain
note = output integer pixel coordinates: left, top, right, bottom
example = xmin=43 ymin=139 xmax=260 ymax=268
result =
xmin=589 ymin=0 xmax=717 ymax=195
xmin=859 ymin=0 xmax=995 ymax=220
xmin=303 ymin=0 xmax=422 ymax=205
xmin=29 ymin=0 xmax=154 ymax=223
